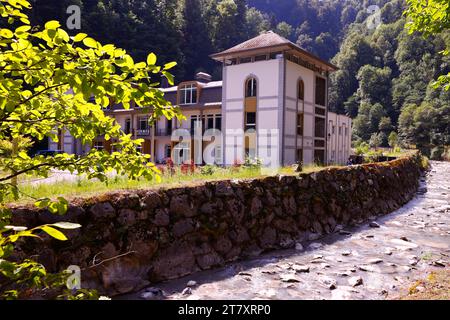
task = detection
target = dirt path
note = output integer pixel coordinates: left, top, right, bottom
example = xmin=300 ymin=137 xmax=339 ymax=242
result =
xmin=123 ymin=161 xmax=450 ymax=300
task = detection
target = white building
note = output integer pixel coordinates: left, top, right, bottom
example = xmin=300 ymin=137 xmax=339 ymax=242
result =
xmin=50 ymin=31 xmax=352 ymax=167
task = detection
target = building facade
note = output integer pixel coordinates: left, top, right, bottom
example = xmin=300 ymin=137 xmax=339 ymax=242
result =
xmin=50 ymin=31 xmax=352 ymax=167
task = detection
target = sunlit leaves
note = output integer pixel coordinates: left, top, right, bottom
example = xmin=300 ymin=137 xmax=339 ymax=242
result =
xmin=0 ymin=0 xmax=181 ymax=298
xmin=39 ymin=226 xmax=67 ymax=241
xmin=72 ymin=32 xmax=87 ymax=42
xmin=44 ymin=20 xmax=60 ymax=30
xmin=82 ymin=37 xmax=98 ymax=49
xmin=147 ymin=52 xmax=156 ymax=65
xmin=163 ymin=61 xmax=177 ymax=70
xmin=0 ymin=28 xmax=13 ymax=38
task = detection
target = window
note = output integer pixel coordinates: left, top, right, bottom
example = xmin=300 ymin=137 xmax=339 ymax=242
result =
xmin=125 ymin=118 xmax=131 ymax=134
xmin=180 ymin=84 xmax=197 ymax=105
xmin=315 ymin=140 xmax=325 ymax=148
xmin=315 ymin=117 xmax=325 ymax=138
xmin=298 ymin=80 xmax=304 ymax=100
xmin=215 ymin=115 xmax=222 ymax=131
xmin=167 ymin=118 xmax=172 ymax=133
xmin=332 ymin=125 xmax=336 ymax=134
xmin=138 ymin=117 xmax=148 ymax=130
xmin=94 ymin=141 xmax=104 ymax=151
xmin=245 ymin=78 xmax=257 ymax=97
xmin=245 ymin=112 xmax=256 ymax=131
xmin=240 ymin=57 xmax=252 ymax=64
xmin=315 ymin=107 xmax=326 ymax=116
xmin=339 ymin=126 xmax=342 ymax=135
xmin=190 ymin=115 xmax=201 ymax=135
xmin=315 ymin=76 xmax=326 ymax=106
xmin=164 ymin=145 xmax=172 ymax=158
xmin=207 ymin=115 xmax=214 ymax=129
xmin=270 ymin=52 xmax=282 ymax=59
xmin=297 ymin=113 xmax=304 ymax=136
xmin=345 ymin=127 xmax=348 ymax=136
xmin=255 ymin=55 xmax=267 ymax=62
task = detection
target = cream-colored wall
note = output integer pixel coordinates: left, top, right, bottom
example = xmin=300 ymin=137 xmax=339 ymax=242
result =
xmin=327 ymin=112 xmax=352 ymax=165
xmin=223 ymin=59 xmax=281 ymax=166
xmin=285 ymin=60 xmax=317 ymax=165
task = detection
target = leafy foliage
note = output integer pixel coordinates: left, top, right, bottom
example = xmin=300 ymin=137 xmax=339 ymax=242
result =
xmin=0 ymin=0 xmax=180 ymax=299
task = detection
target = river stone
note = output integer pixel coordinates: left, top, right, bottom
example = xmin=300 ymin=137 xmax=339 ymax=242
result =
xmin=348 ymin=276 xmax=363 ymax=287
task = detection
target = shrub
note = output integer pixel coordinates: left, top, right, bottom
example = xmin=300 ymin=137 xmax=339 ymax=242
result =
xmin=200 ymin=165 xmax=216 ymax=175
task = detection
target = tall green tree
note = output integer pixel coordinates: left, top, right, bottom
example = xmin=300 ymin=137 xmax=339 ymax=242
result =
xmin=181 ymin=0 xmax=213 ymax=79
xmin=405 ymin=0 xmax=450 ymax=90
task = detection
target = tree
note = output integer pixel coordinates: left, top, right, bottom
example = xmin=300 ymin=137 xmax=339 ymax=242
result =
xmin=369 ymin=132 xmax=383 ymax=149
xmin=275 ymin=21 xmax=293 ymax=39
xmin=181 ymin=0 xmax=213 ymax=79
xmin=356 ymin=65 xmax=392 ymax=108
xmin=388 ymin=131 xmax=399 ymax=148
xmin=405 ymin=0 xmax=450 ymax=90
xmin=0 ymin=0 xmax=181 ymax=299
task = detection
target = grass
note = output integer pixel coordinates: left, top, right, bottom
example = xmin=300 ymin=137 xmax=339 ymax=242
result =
xmin=395 ymin=269 xmax=450 ymax=300
xmin=7 ymin=163 xmax=333 ymax=205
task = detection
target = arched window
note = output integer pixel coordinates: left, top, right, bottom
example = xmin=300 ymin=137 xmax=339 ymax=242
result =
xmin=298 ymin=79 xmax=304 ymax=100
xmin=245 ymin=77 xmax=257 ymax=97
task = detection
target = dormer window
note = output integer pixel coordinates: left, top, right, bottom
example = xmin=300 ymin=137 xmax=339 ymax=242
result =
xmin=180 ymin=84 xmax=197 ymax=105
xmin=245 ymin=78 xmax=257 ymax=97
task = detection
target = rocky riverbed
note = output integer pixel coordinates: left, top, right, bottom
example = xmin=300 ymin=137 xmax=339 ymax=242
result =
xmin=122 ymin=161 xmax=449 ymax=300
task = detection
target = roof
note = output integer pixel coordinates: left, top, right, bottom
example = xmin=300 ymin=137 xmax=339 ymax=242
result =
xmin=160 ymin=80 xmax=223 ymax=93
xmin=213 ymin=31 xmax=290 ymax=56
xmin=210 ymin=31 xmax=337 ymax=72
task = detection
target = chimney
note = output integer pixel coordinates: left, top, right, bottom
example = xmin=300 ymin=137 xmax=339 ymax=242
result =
xmin=195 ymin=72 xmax=212 ymax=83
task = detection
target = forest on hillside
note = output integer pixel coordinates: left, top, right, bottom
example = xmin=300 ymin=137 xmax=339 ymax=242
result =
xmin=26 ymin=0 xmax=450 ymax=158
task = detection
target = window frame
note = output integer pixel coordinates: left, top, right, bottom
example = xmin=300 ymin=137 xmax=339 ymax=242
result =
xmin=245 ymin=77 xmax=257 ymax=98
xmin=180 ymin=84 xmax=198 ymax=105
xmin=93 ymin=141 xmax=104 ymax=151
xmin=315 ymin=76 xmax=326 ymax=107
xmin=298 ymin=79 xmax=304 ymax=101
xmin=297 ymin=113 xmax=304 ymax=136
xmin=245 ymin=112 xmax=257 ymax=131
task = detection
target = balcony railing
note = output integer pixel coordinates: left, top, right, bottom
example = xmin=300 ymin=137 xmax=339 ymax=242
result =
xmin=136 ymin=129 xmax=150 ymax=136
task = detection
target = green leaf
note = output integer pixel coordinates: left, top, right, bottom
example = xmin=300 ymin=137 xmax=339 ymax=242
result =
xmin=45 ymin=20 xmax=60 ymax=30
xmin=162 ymin=71 xmax=174 ymax=85
xmin=164 ymin=62 xmax=177 ymax=70
xmin=40 ymin=226 xmax=68 ymax=241
xmin=34 ymin=198 xmax=50 ymax=209
xmin=15 ymin=25 xmax=31 ymax=34
xmin=17 ymin=151 xmax=28 ymax=159
xmin=0 ymin=29 xmax=14 ymax=38
xmin=83 ymin=37 xmax=98 ymax=49
xmin=73 ymin=33 xmax=88 ymax=42
xmin=147 ymin=53 xmax=157 ymax=65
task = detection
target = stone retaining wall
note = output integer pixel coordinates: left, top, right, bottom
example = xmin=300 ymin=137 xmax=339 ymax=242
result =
xmin=10 ymin=153 xmax=424 ymax=296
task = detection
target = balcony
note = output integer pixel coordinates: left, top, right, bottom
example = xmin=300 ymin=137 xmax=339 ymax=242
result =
xmin=136 ymin=129 xmax=150 ymax=136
